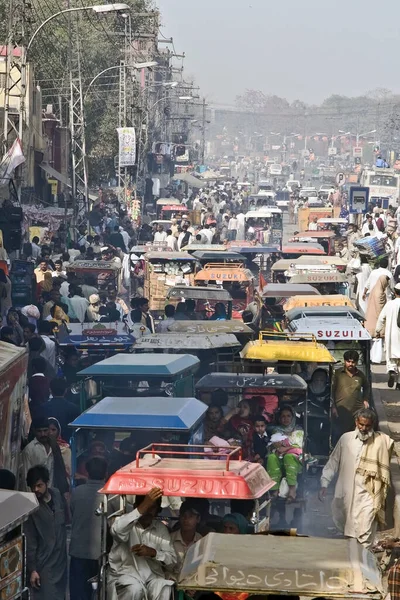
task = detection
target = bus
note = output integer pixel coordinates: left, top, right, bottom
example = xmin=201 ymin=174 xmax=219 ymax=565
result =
xmin=360 ymin=166 xmax=400 ymax=208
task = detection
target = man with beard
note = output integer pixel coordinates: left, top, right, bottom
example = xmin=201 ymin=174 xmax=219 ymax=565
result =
xmin=319 ymin=408 xmax=393 ymax=548
xmin=24 ymin=465 xmax=67 ymax=599
xmin=331 ymin=350 xmax=369 ymax=440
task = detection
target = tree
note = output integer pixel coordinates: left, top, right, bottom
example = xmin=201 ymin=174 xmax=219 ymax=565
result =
xmin=0 ymin=0 xmax=156 ymax=183
xmin=235 ymin=90 xmax=289 ymax=113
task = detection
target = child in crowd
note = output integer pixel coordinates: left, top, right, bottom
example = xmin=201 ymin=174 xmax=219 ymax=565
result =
xmin=252 ymin=415 xmax=269 ymax=464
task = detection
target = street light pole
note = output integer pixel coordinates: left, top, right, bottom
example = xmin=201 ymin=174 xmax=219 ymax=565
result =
xmin=16 ymin=3 xmax=129 ymax=216
xmin=20 ymin=4 xmax=130 ymax=131
xmin=135 ymin=93 xmax=169 ymax=198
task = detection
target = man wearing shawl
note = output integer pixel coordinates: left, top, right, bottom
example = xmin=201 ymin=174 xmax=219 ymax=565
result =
xmin=319 ymin=408 xmax=393 ymax=548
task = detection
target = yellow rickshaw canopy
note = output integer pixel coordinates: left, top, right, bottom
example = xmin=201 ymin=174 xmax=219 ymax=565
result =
xmin=240 ymin=337 xmax=335 ymax=363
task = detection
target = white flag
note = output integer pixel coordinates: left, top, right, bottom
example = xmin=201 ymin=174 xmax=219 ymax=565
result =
xmin=0 ymin=138 xmax=25 ymax=186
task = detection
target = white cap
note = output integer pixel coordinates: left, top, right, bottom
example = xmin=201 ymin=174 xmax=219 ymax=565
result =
xmin=395 ymin=283 xmax=400 ymax=291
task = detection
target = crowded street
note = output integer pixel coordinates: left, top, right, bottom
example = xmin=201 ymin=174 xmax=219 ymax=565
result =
xmin=3 ymin=1 xmax=400 ymax=600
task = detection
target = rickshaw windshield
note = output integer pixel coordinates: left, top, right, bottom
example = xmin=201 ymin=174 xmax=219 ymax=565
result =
xmin=177 ymin=533 xmax=384 ymax=597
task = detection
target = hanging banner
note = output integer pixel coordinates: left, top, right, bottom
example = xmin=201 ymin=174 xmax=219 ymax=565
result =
xmin=117 ymin=127 xmax=136 ymax=167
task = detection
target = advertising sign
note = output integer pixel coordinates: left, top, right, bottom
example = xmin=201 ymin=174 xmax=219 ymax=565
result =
xmin=117 ymin=127 xmax=136 ymax=167
xmin=0 ymin=537 xmax=23 ymax=600
xmin=349 ymin=186 xmax=369 ymax=214
xmin=0 ymin=348 xmax=28 ymax=475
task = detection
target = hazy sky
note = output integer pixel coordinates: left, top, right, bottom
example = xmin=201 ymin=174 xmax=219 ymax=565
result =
xmin=157 ymin=0 xmax=400 ymax=105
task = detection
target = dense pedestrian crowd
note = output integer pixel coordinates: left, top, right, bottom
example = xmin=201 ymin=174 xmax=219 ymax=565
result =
xmin=2 ymin=181 xmax=400 ymax=599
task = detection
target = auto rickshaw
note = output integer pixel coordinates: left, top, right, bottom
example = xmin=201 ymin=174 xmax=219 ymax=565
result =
xmin=253 ymin=283 xmax=320 ymax=331
xmin=101 ymin=444 xmax=273 ymax=518
xmin=55 ymin=322 xmax=135 ymax=357
xmin=195 ymin=372 xmax=307 ymax=422
xmin=286 ymin=311 xmax=372 ymax=387
xmin=66 ymin=260 xmax=121 ymax=291
xmin=285 ymin=305 xmax=365 ymax=324
xmin=133 ymin=333 xmax=241 ymax=375
xmin=281 ymin=243 xmax=326 ymax=258
xmin=144 ymin=251 xmax=197 ymax=315
xmin=77 ymin=353 xmax=200 ymax=410
xmin=270 ymin=256 xmax=347 ymax=284
xmin=0 ymin=490 xmax=39 ymax=599
xmin=290 ymin=230 xmax=337 ymax=255
xmin=229 ymin=245 xmax=281 ymax=278
xmin=166 ymin=285 xmax=233 ymax=320
xmin=160 ymin=204 xmax=188 ymax=220
xmin=318 ymin=217 xmax=348 ymax=229
xmin=239 ymin=333 xmax=335 ymax=381
xmin=97 ymin=444 xmax=275 ymax=600
xmin=244 ymin=209 xmax=283 ymax=248
xmin=186 ymin=244 xmax=227 ymax=253
xmin=156 ymin=198 xmax=186 ymax=219
xmin=261 ymin=283 xmax=320 ymax=297
xmin=287 ymin=269 xmax=349 ymax=296
xmin=270 ymin=255 xmax=348 ymax=283
xmin=69 ymin=397 xmax=210 ymax=491
xmin=178 ymin=533 xmax=384 ymax=600
xmin=283 ymin=294 xmax=356 ymax=312
xmin=195 ymin=348 xmax=330 ymax=528
xmin=167 ymin=320 xmax=254 ymax=336
xmin=239 ymin=284 xmax=316 ymax=334
xmin=129 ymin=245 xmax=151 ymax=256
xmin=239 ymin=331 xmax=335 ymax=475
xmin=148 ymin=219 xmax=173 ymax=235
xmin=167 ymin=320 xmax=255 ymax=348
xmin=192 ymin=251 xmax=246 ymax=268
xmin=194 ymin=263 xmax=255 ymax=319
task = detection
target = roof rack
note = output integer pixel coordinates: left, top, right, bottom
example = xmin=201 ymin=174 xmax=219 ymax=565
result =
xmin=136 ymin=443 xmax=242 ymax=472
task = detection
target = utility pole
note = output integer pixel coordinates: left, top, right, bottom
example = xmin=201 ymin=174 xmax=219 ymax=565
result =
xmin=69 ymin=22 xmax=89 ymax=232
xmin=201 ymin=97 xmax=206 ymax=164
xmin=3 ymin=0 xmax=30 ymax=200
xmin=117 ymin=14 xmax=132 ymax=205
xmin=118 ymin=58 xmax=127 ymax=200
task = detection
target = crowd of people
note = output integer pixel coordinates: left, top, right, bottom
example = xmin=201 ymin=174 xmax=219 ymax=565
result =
xmin=342 ymin=206 xmax=400 ymax=389
xmin=1 ymin=182 xmax=400 ymax=600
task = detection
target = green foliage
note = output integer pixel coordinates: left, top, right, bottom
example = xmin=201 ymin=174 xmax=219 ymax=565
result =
xmin=0 ymin=0 xmax=155 ymax=183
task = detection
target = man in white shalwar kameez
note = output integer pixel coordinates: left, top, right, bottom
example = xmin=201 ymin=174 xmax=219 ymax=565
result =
xmin=236 ymin=212 xmax=245 ymax=240
xmin=376 ymin=283 xmax=400 ymax=388
xmin=108 ymin=488 xmax=177 ymax=600
xmin=319 ymin=409 xmax=393 ymax=549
